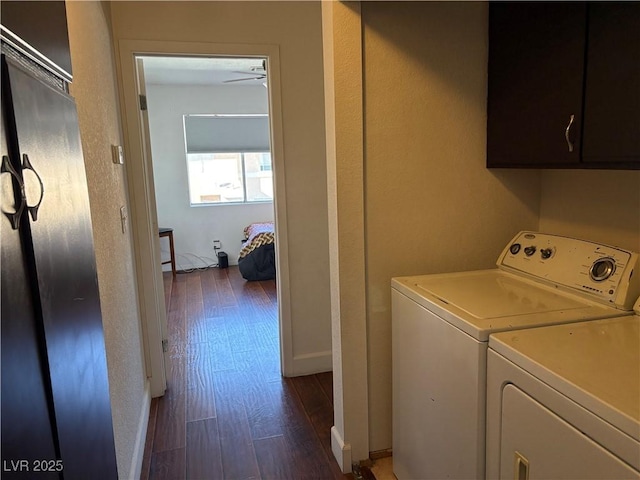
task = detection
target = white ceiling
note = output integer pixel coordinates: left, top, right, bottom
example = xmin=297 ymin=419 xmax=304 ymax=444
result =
xmin=140 ymin=56 xmax=267 ymax=86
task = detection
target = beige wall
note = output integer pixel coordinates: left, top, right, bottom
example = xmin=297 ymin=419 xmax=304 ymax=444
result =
xmin=66 ymin=2 xmax=149 ymax=478
xmin=323 ymin=1 xmax=370 ymax=468
xmin=66 ymin=2 xmax=639 ymax=471
xmin=540 ymin=170 xmax=640 ymax=252
xmin=361 ymin=2 xmax=540 ymax=452
xmin=358 ymin=1 xmax=639 ymax=455
xmin=109 ymin=1 xmax=332 ymax=369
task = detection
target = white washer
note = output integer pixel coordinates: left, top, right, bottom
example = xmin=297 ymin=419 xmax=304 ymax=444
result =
xmin=391 ymin=231 xmax=640 ymax=480
xmin=486 ymin=300 xmax=640 ymax=479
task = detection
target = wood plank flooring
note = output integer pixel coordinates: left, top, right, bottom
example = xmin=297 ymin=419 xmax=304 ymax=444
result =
xmin=140 ymin=266 xmax=354 ymax=480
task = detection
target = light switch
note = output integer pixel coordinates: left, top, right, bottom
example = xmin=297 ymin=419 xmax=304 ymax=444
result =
xmin=120 ymin=206 xmax=127 ymax=234
xmin=112 ymin=145 xmax=125 ymax=165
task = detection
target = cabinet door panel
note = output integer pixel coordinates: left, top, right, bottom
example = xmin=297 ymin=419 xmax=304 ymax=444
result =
xmin=582 ymin=2 xmax=640 ymax=166
xmin=5 ymin=58 xmax=117 ymax=479
xmin=1 ymin=81 xmax=60 ymax=480
xmin=0 ymin=0 xmax=72 ymax=80
xmin=488 ymin=3 xmax=586 ymax=167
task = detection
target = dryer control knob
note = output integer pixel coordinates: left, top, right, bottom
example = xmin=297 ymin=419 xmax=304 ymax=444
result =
xmin=540 ymin=248 xmax=553 ymax=259
xmin=589 ymin=257 xmax=616 ymax=282
xmin=524 ymin=246 xmax=536 ymax=256
xmin=509 ymin=243 xmax=521 ymax=255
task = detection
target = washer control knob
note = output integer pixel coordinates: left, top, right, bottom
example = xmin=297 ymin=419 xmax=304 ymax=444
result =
xmin=509 ymin=243 xmax=521 ymax=255
xmin=589 ymin=257 xmax=616 ymax=282
xmin=524 ymin=246 xmax=536 ymax=257
xmin=540 ymin=248 xmax=553 ymax=260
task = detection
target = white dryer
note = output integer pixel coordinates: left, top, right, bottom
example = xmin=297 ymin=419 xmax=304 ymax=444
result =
xmin=486 ymin=300 xmax=640 ymax=479
xmin=391 ymin=231 xmax=640 ymax=480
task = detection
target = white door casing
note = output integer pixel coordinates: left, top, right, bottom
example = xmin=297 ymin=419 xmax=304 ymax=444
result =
xmin=115 ymin=39 xmax=292 ymax=396
xmin=134 ymin=57 xmax=171 ymax=393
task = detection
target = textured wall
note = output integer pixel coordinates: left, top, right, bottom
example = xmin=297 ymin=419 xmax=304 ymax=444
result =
xmin=66 ymin=2 xmax=148 ymax=478
xmin=540 ymin=170 xmax=640 ymax=253
xmin=322 ymin=1 xmax=370 ymax=468
xmin=110 ymin=1 xmax=332 ymax=370
xmin=359 ymin=2 xmax=639 ymax=453
xmin=361 ymin=2 xmax=540 ymax=451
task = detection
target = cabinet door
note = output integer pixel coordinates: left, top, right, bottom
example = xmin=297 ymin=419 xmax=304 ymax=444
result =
xmin=487 ymin=3 xmax=586 ymax=167
xmin=0 ymin=0 xmax=72 ymax=80
xmin=4 ymin=57 xmax=117 ymax=479
xmin=582 ymin=2 xmax=640 ymax=167
xmin=1 ymin=75 xmax=60 ymax=480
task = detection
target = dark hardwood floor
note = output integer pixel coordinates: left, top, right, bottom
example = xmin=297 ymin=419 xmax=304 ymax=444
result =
xmin=140 ymin=266 xmax=354 ymax=480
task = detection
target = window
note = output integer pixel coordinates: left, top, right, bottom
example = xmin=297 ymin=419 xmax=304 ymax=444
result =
xmin=184 ymin=114 xmax=272 ymax=205
xmin=186 ymin=152 xmax=272 ymax=204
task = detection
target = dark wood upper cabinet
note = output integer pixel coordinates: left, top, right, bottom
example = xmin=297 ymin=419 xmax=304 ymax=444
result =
xmin=582 ymin=3 xmax=640 ymax=165
xmin=0 ymin=0 xmax=72 ymax=81
xmin=487 ymin=2 xmax=640 ymax=169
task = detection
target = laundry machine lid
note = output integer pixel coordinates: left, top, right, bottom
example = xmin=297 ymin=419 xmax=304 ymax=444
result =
xmin=392 ymin=270 xmax=625 ymax=341
xmin=489 ymin=314 xmax=640 ymax=441
xmin=413 ymin=270 xmax=586 ymax=319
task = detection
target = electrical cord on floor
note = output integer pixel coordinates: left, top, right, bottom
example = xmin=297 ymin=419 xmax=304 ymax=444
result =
xmin=175 ymin=253 xmax=218 ymax=273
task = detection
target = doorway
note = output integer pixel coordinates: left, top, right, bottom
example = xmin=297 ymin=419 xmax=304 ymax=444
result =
xmin=138 ymin=55 xmax=275 ymax=274
xmin=139 ymin=53 xmax=278 ymax=383
xmin=117 ymin=40 xmax=293 ymax=398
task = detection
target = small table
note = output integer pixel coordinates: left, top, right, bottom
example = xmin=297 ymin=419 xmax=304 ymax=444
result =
xmin=158 ymin=228 xmax=176 ymax=277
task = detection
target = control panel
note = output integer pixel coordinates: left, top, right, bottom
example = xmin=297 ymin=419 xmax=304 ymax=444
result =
xmin=497 ymin=231 xmax=640 ymax=309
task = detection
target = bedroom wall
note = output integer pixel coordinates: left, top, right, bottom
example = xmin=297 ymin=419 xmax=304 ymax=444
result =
xmin=66 ymin=2 xmax=149 ymax=478
xmin=145 ymin=83 xmax=274 ymax=268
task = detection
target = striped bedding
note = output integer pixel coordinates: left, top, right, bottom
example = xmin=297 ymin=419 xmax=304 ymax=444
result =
xmin=238 ymin=222 xmax=276 ymax=281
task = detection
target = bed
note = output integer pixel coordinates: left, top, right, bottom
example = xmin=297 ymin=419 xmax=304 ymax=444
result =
xmin=238 ymin=221 xmax=276 ymax=281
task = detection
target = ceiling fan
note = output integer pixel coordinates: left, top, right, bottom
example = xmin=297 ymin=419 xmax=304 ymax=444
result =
xmin=224 ymin=59 xmax=267 ymax=84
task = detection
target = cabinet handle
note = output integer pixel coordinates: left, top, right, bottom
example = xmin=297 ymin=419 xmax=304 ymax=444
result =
xmin=21 ymin=154 xmax=44 ymax=221
xmin=514 ymin=451 xmax=529 ymax=480
xmin=1 ymin=155 xmax=26 ymax=230
xmin=565 ymin=114 xmax=575 ymax=153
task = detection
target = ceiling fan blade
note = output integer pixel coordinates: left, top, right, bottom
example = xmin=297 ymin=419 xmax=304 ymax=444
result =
xmin=223 ymin=76 xmax=263 ymax=83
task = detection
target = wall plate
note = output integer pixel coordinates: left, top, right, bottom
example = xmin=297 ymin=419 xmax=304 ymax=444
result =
xmin=111 ymin=145 xmax=124 ymax=164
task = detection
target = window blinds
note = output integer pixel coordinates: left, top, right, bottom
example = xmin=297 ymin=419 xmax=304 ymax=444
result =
xmin=184 ymin=115 xmax=270 ymax=153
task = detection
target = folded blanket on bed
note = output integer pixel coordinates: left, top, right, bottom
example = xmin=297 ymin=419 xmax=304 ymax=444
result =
xmin=238 ymin=222 xmax=276 ymax=281
xmin=239 ymin=222 xmax=275 ymax=259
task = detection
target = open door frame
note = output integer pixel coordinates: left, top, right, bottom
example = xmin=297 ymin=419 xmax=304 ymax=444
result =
xmin=115 ymin=39 xmax=292 ymax=396
xmin=132 ymin=56 xmax=169 ymax=396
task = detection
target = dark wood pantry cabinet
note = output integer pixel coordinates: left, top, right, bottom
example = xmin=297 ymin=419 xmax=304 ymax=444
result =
xmin=1 ymin=2 xmax=118 ymax=479
xmin=487 ymin=2 xmax=640 ymax=169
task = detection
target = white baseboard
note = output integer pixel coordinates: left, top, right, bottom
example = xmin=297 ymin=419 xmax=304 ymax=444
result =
xmin=331 ymin=426 xmax=352 ymax=473
xmin=291 ymin=350 xmax=332 ymax=375
xmin=127 ymin=381 xmax=151 ymax=480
